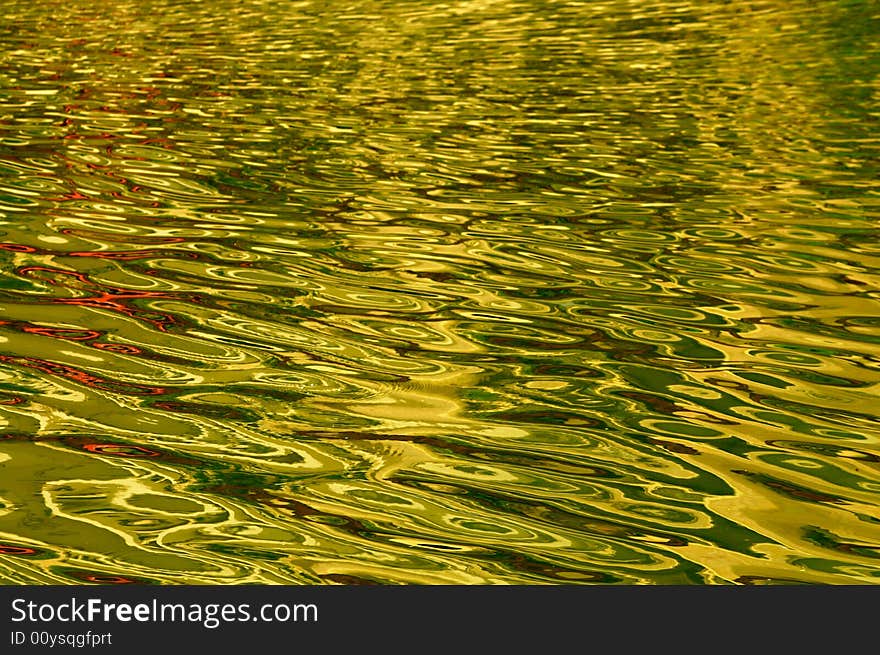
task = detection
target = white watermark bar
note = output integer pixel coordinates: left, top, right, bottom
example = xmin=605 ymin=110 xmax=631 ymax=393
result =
xmin=1 ymin=586 xmax=873 ymax=652
xmin=11 ymin=630 xmax=112 ymax=649
xmin=10 ymin=597 xmax=317 ymax=629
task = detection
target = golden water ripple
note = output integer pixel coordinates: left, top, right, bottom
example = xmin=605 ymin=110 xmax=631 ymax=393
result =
xmin=0 ymin=0 xmax=878 ymax=585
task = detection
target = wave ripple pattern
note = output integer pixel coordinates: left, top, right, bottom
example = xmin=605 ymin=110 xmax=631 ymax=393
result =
xmin=0 ymin=0 xmax=878 ymax=584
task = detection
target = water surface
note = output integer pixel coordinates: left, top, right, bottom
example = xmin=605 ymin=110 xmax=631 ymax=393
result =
xmin=0 ymin=0 xmax=878 ymax=584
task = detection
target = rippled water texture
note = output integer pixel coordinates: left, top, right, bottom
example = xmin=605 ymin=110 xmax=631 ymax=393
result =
xmin=0 ymin=0 xmax=878 ymax=585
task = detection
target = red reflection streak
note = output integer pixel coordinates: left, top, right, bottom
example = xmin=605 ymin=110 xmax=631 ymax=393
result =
xmin=0 ymin=355 xmax=166 ymax=395
xmin=81 ymin=574 xmax=139 ymax=584
xmin=0 ymin=243 xmax=38 ymax=253
xmin=0 ymin=545 xmax=38 ymax=556
xmin=139 ymin=137 xmax=175 ymax=147
xmin=0 ymin=319 xmax=145 ymax=357
xmin=46 ymin=189 xmax=91 ymax=201
xmin=52 ymin=295 xmax=178 ymax=332
xmin=19 ymin=265 xmax=92 ymax=285
xmin=91 ymin=342 xmax=143 ymax=355
xmin=21 ymin=326 xmax=101 ymax=341
xmin=83 ymin=443 xmax=160 ymax=457
xmin=18 ymin=266 xmax=179 ymax=332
